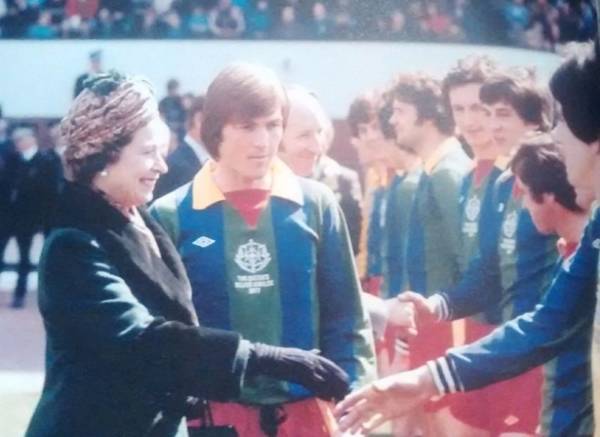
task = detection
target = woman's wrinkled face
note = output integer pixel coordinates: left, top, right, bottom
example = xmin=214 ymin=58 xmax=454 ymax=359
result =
xmin=96 ymin=115 xmax=170 ymax=208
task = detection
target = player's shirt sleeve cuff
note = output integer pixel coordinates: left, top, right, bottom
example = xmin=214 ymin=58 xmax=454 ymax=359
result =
xmin=427 ymin=293 xmax=450 ymax=321
xmin=426 ymin=357 xmax=465 ymax=395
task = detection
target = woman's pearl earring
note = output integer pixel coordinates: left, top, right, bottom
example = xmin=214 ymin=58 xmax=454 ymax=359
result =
xmin=99 ymin=170 xmax=108 ymax=177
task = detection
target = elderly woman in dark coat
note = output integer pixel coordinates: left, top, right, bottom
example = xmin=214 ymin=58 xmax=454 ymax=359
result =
xmin=25 ymin=72 xmax=349 ymax=437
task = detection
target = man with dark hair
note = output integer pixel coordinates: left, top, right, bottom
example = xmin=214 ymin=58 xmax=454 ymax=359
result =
xmin=377 ymin=92 xmax=421 ymax=300
xmin=389 ymin=73 xmax=471 ymax=432
xmin=154 ymin=95 xmax=210 ymax=198
xmin=0 ymin=106 xmax=13 ymax=296
xmin=336 ymin=40 xmax=600 ymax=436
xmin=0 ymin=127 xmax=62 ymax=308
xmin=413 ymin=59 xmax=554 ymax=434
xmin=73 ymin=50 xmax=103 ymax=98
xmin=159 ymin=78 xmax=186 ymax=140
xmin=402 ymin=69 xmax=556 ymax=434
xmin=152 ymin=63 xmax=375 ymax=436
xmin=346 ymin=92 xmax=389 ymax=285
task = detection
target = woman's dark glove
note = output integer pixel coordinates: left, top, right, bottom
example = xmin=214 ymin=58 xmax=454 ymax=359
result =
xmin=246 ymin=343 xmax=350 ymax=401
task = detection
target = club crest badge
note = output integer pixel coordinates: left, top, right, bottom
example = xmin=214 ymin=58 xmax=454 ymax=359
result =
xmin=502 ymin=211 xmax=518 ymax=239
xmin=465 ymin=196 xmax=481 ymax=222
xmin=235 ymin=239 xmax=272 ymax=274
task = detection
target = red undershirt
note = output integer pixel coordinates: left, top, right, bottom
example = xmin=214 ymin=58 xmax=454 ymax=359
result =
xmin=557 ymin=238 xmax=579 ymax=259
xmin=224 ymin=189 xmax=271 ymax=228
xmin=473 ymin=159 xmax=496 ymax=187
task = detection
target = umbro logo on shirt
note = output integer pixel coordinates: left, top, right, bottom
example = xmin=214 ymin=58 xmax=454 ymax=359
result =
xmin=592 ymin=239 xmax=600 ymax=250
xmin=193 ymin=236 xmax=215 ymax=248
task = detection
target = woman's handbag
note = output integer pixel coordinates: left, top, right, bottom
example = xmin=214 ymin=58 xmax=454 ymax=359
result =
xmin=188 ymin=400 xmax=238 ymax=437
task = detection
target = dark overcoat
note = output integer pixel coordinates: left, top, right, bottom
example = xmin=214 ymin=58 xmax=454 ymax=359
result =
xmin=26 ymin=182 xmax=244 ymax=437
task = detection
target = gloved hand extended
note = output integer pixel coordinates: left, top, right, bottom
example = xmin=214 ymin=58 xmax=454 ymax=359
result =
xmin=247 ymin=343 xmax=350 ymax=401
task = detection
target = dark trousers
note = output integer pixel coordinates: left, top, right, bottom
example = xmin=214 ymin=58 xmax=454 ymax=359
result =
xmin=14 ymin=230 xmax=35 ymax=300
xmin=0 ymin=228 xmax=35 ymax=302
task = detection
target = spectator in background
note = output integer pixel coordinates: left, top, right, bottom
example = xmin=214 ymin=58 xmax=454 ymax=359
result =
xmin=309 ymin=1 xmax=332 ymax=39
xmin=208 ymin=0 xmax=245 ymax=38
xmin=504 ymin=0 xmax=530 ymax=46
xmin=27 ymin=9 xmax=58 ymax=38
xmin=96 ymin=0 xmax=133 ymax=37
xmin=0 ymin=107 xmax=12 ymax=285
xmin=1 ymin=0 xmax=37 ymax=37
xmin=153 ymin=0 xmax=174 ymax=16
xmin=1 ymin=127 xmax=62 ymax=308
xmin=47 ymin=120 xmax=67 ymax=157
xmin=154 ymin=95 xmax=210 ymax=198
xmin=580 ymin=0 xmax=597 ymax=40
xmin=61 ymin=13 xmax=90 ymax=38
xmin=159 ymin=78 xmax=186 ymax=139
xmin=558 ymin=1 xmax=581 ymax=44
xmin=66 ymin=0 xmax=98 ymax=20
xmin=88 ymin=7 xmax=110 ymax=37
xmin=160 ymin=9 xmax=184 ymax=38
xmin=246 ymin=0 xmax=271 ymax=38
xmin=0 ymin=105 xmax=8 ymax=150
xmin=529 ymin=0 xmax=559 ymax=49
xmin=187 ymin=4 xmax=209 ymax=37
xmin=274 ymin=4 xmax=305 ymax=39
xmin=387 ymin=9 xmax=407 ymax=40
xmin=0 ymin=0 xmax=596 ymax=49
xmin=331 ymin=0 xmax=355 ymax=39
xmin=181 ymin=91 xmax=195 ymax=111
xmin=422 ymin=2 xmax=459 ymax=41
xmin=73 ymin=50 xmax=103 ymax=98
xmin=137 ymin=6 xmax=158 ymax=38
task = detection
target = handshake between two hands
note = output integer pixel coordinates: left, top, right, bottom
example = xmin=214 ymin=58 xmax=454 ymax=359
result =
xmin=384 ymin=290 xmax=440 ymax=336
xmin=328 ymin=291 xmax=441 ymax=435
xmin=249 ymin=291 xmax=439 ymax=435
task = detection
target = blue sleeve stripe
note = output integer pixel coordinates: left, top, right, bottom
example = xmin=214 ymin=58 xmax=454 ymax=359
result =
xmin=427 ymin=360 xmax=446 ymax=395
xmin=447 ymin=356 xmax=464 ymax=391
xmin=429 ymin=357 xmax=463 ymax=394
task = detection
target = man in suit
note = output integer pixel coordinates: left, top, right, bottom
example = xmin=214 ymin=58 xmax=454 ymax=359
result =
xmin=154 ymin=96 xmax=210 ymax=198
xmin=2 ymin=127 xmax=62 ymax=308
xmin=0 ymin=110 xmax=13 ymax=284
xmin=73 ymin=50 xmax=103 ymax=98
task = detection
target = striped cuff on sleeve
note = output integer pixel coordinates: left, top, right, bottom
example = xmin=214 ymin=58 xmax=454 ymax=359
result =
xmin=426 ymin=357 xmax=465 ymax=395
xmin=427 ymin=293 xmax=450 ymax=321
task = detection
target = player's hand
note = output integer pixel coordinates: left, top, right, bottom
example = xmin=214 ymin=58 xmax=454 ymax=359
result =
xmin=384 ymin=299 xmax=417 ymax=337
xmin=334 ymin=366 xmax=436 ymax=434
xmin=396 ymin=291 xmax=438 ymax=327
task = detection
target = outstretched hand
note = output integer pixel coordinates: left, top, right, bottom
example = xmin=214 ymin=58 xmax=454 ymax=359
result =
xmin=247 ymin=343 xmax=350 ymax=401
xmin=334 ymin=366 xmax=436 ymax=434
xmin=384 ymin=298 xmax=417 ymax=336
xmin=396 ymin=291 xmax=438 ymax=327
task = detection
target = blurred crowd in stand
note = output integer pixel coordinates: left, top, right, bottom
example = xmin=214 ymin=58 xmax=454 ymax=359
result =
xmin=0 ymin=0 xmax=596 ymax=50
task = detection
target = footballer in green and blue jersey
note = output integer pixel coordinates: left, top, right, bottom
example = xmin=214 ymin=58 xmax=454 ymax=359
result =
xmin=436 ymin=171 xmax=558 ymax=325
xmin=381 ymin=168 xmax=421 ymax=298
xmin=406 ymin=137 xmax=472 ymax=296
xmin=429 ymin=207 xmax=599 ymax=436
xmin=151 ymin=159 xmax=376 ymax=405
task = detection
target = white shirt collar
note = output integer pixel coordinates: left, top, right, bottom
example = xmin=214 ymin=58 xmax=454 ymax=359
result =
xmin=21 ymin=146 xmax=38 ymax=161
xmin=184 ymin=134 xmax=211 ymax=164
